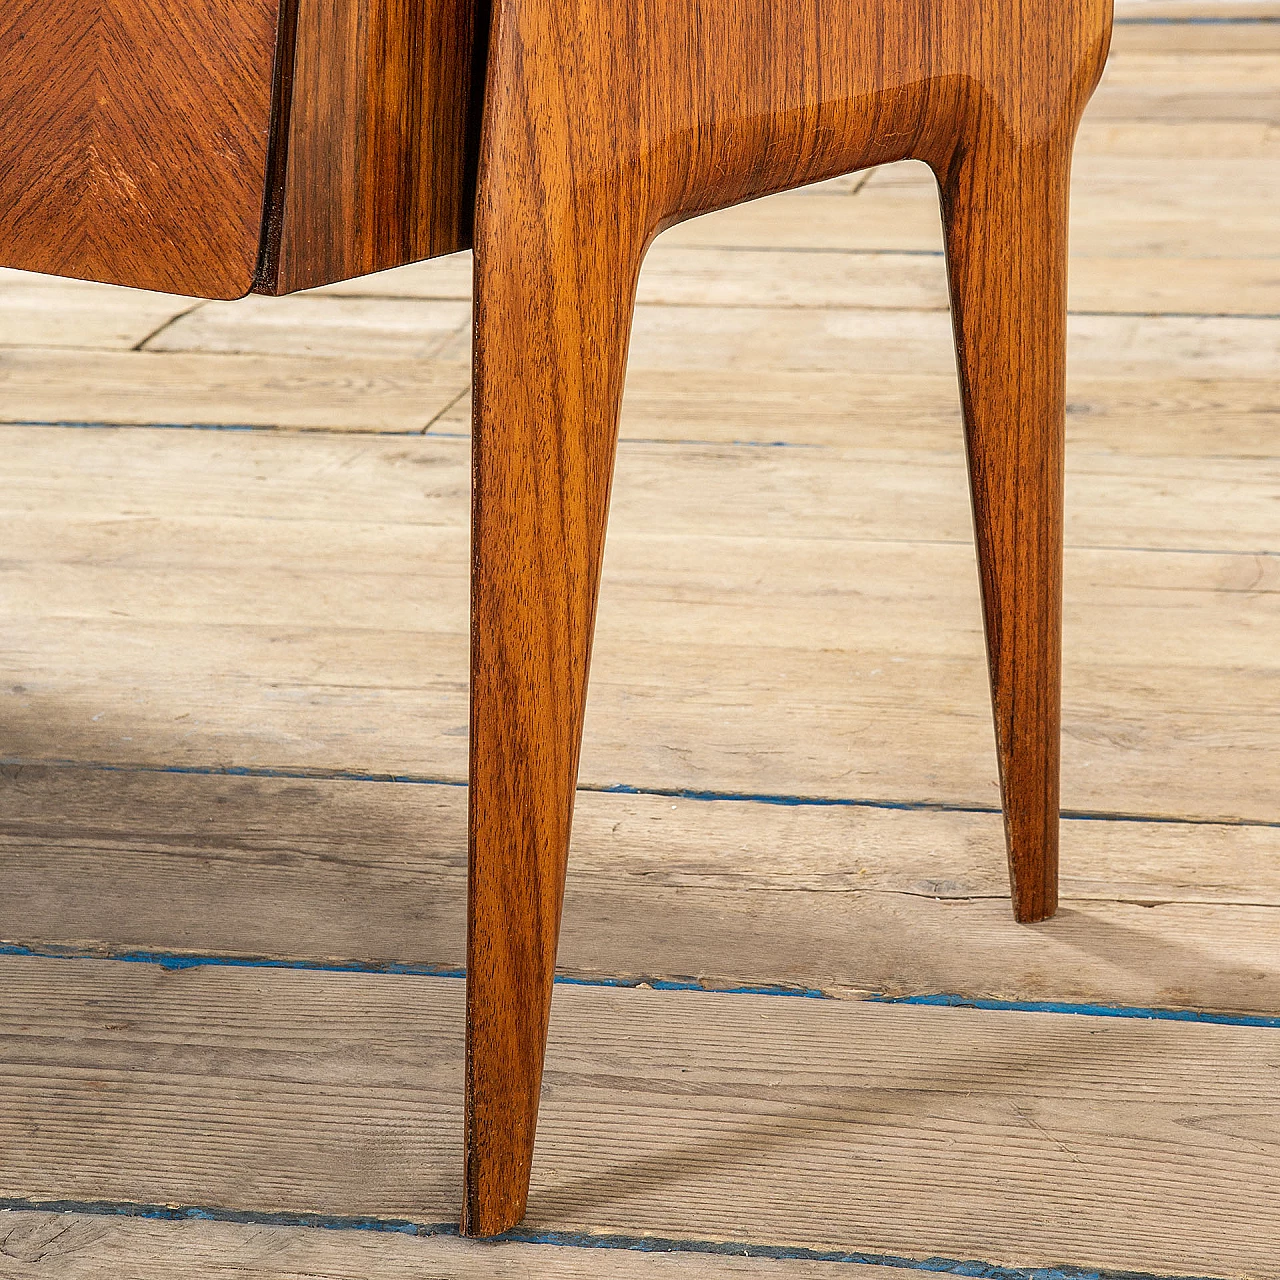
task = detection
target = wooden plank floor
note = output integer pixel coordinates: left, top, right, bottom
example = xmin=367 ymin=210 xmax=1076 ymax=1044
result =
xmin=1 ymin=1 xmax=1277 ymax=1276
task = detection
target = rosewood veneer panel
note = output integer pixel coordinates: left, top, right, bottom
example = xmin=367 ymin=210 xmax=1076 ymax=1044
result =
xmin=0 ymin=0 xmax=476 ymax=298
xmin=0 ymin=0 xmax=281 ymax=299
xmin=257 ymin=0 xmax=476 ymax=294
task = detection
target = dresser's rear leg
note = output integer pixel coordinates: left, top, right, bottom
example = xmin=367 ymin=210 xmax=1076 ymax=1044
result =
xmin=462 ymin=32 xmax=650 ymax=1238
xmin=938 ymin=131 xmax=1074 ymax=924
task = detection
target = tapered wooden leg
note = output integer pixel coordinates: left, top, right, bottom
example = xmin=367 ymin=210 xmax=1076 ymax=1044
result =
xmin=462 ymin=52 xmax=651 ymax=1235
xmin=939 ymin=131 xmax=1074 ymax=924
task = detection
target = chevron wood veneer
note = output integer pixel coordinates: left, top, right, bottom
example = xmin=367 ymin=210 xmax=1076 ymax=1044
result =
xmin=0 ymin=0 xmax=476 ymax=298
xmin=0 ymin=0 xmax=281 ymax=298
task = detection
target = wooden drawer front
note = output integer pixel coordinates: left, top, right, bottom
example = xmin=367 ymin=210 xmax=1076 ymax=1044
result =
xmin=0 ymin=0 xmax=476 ymax=298
xmin=0 ymin=0 xmax=282 ymax=299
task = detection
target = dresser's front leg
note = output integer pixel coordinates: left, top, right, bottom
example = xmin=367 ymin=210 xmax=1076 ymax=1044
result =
xmin=463 ymin=29 xmax=652 ymax=1237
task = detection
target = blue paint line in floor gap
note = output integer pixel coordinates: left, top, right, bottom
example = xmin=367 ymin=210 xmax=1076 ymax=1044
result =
xmin=0 ymin=1198 xmax=1224 ymax=1280
xmin=8 ymin=758 xmax=1277 ymax=831
xmin=9 ymin=419 xmax=271 ymax=432
xmin=595 ymin=780 xmax=1004 ymax=814
xmin=1114 ymin=14 xmax=1280 ymax=23
xmin=0 ymin=942 xmax=465 ymax=980
xmin=868 ymin=993 xmax=1280 ymax=1029
xmin=0 ymin=757 xmax=468 ymax=789
xmin=3 ymin=942 xmax=1277 ymax=1026
xmin=5 ymin=419 xmax=438 ymax=439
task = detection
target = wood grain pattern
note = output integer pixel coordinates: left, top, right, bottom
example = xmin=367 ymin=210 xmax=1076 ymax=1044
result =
xmin=146 ymin=297 xmax=1280 ymax=377
xmin=660 ymin=177 xmax=1280 ymax=260
xmin=467 ymin=0 xmax=1112 ymax=1231
xmin=0 ymin=348 xmax=471 ymax=432
xmin=0 ymin=5 xmax=1271 ymax=1273
xmin=0 ymin=0 xmax=281 ymax=299
xmin=942 ymin=136 xmax=1069 ymax=922
xmin=1 ymin=957 xmax=1278 ymax=1278
xmin=4 ymin=424 xmax=1275 ymax=822
xmin=256 ymin=0 xmax=478 ymax=294
xmin=4 ymin=765 xmax=1279 ymax=1017
xmin=3 ymin=352 xmax=1274 ymax=454
xmin=0 ymin=0 xmax=476 ymax=298
xmin=0 ymin=270 xmax=196 ymax=350
xmin=300 ymin=245 xmax=1280 ymax=316
xmin=0 ymin=1212 xmax=906 ymax=1280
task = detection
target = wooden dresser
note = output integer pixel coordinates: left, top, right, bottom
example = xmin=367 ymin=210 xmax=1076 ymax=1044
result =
xmin=1 ymin=0 xmax=1115 ymax=1240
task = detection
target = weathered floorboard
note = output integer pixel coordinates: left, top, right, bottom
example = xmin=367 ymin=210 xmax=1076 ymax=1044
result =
xmin=148 ymin=297 xmax=1279 ymax=376
xmin=0 ymin=1213 xmax=906 ymax=1280
xmin=0 ymin=271 xmax=194 ymax=351
xmin=0 ymin=349 xmax=469 ymax=432
xmin=660 ymin=184 xmax=1279 ymax=265
xmin=313 ymin=245 xmax=1278 ymax=316
xmin=4 ymin=765 xmax=1279 ymax=1014
xmin=0 ymin=959 xmax=1277 ymax=1278
xmin=3 ymin=427 xmax=1275 ymax=821
xmin=3 ymin=356 xmax=1275 ymax=456
xmin=145 ymin=296 xmax=471 ymax=361
xmin=8 ymin=424 xmax=1280 ymax=547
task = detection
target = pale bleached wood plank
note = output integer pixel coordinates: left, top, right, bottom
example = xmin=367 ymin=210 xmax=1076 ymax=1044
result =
xmin=857 ymin=145 xmax=1280 ymax=241
xmin=307 ymin=249 xmax=476 ymax=299
xmin=150 ymin=247 xmax=1280 ymax=374
xmin=6 ymin=425 xmax=1278 ymax=550
xmin=1110 ymin=21 xmax=1280 ymax=52
xmin=5 ymin=613 xmax=1276 ymax=821
xmin=144 ymin=295 xmax=471 ymax=360
xmin=663 ymin=172 xmax=1278 ymax=258
xmin=151 ymin=297 xmax=1277 ymax=376
xmin=1101 ymin=51 xmax=1280 ymax=88
xmin=603 ymin=370 xmax=1278 ymax=455
xmin=0 ymin=1213 xmax=905 ymax=1280
xmin=3 ymin=765 xmax=1279 ymax=1014
xmin=1 ymin=427 xmax=1275 ymax=820
xmin=3 ymin=353 xmax=1274 ymax=457
xmin=0 ymin=271 xmax=197 ymax=351
xmin=1075 ymin=118 xmax=1280 ymax=155
xmin=631 ymin=247 xmax=1280 ymax=318
xmin=0 ymin=958 xmax=1276 ymax=1278
xmin=0 ymin=349 xmax=469 ymax=432
xmin=658 ymin=182 xmax=1277 ymax=259
xmin=1073 ymin=255 xmax=1277 ymax=314
xmin=1114 ymin=0 xmax=1280 ymax=15
xmin=7 ymin=762 xmax=1279 ymax=908
xmin=861 ymin=151 xmax=1280 ymax=205
xmin=612 ymin=309 xmax=1278 ymax=377
xmin=1082 ymin=87 xmax=1280 ymax=123
xmin=308 ymin=244 xmax=1280 ymax=316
